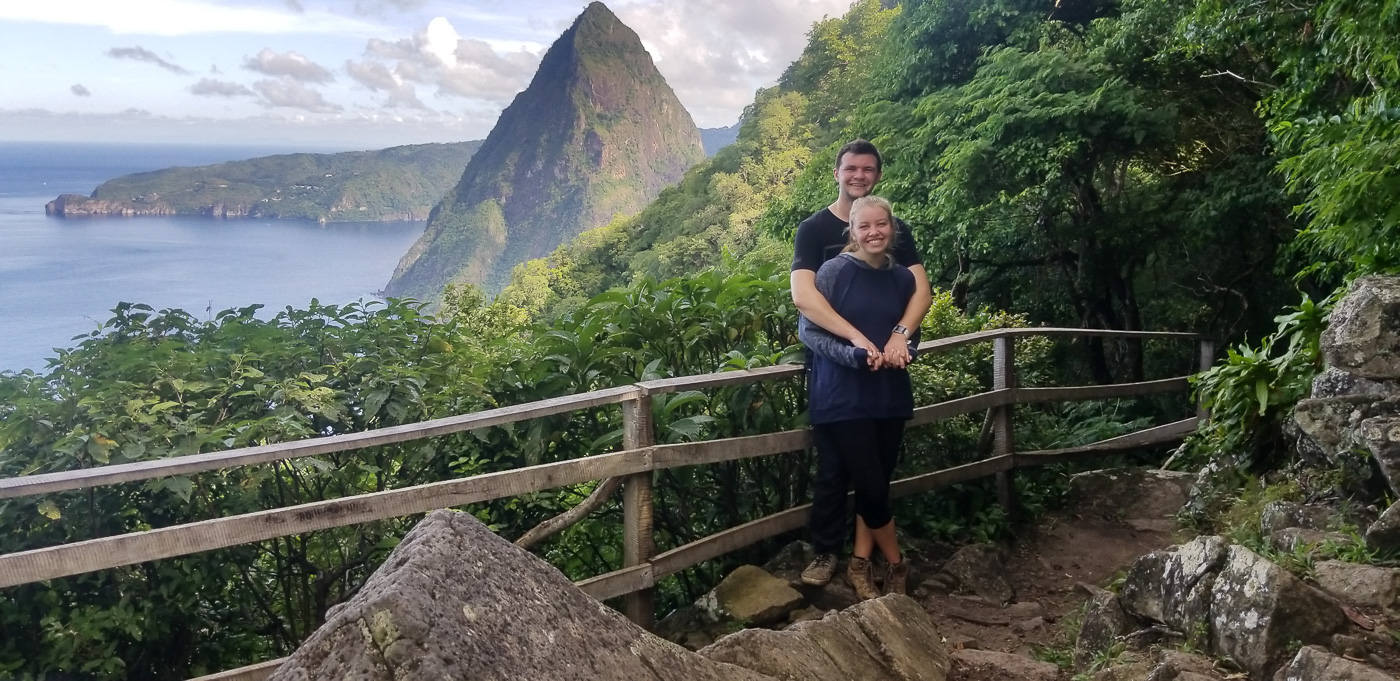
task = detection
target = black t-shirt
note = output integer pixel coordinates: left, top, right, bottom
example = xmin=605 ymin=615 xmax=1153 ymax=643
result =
xmin=791 ymin=207 xmax=923 ymax=272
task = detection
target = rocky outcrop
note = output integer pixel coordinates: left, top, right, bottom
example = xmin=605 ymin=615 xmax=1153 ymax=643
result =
xmin=269 ymin=510 xmax=768 ymax=681
xmin=948 ymin=649 xmax=1059 ymax=681
xmin=699 ymin=595 xmax=948 ymax=681
xmin=1292 ymin=277 xmax=1400 ymax=551
xmin=1118 ymin=536 xmax=1348 ymax=680
xmin=46 ymin=193 xmax=175 ymax=217
xmin=1312 ymin=560 xmax=1400 ymax=610
xmin=1075 ymin=589 xmax=1133 ymax=669
xmin=1273 ymin=645 xmax=1397 ymax=681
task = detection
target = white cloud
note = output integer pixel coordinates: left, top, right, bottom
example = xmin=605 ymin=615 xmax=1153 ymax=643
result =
xmin=360 ymin=17 xmax=541 ymax=106
xmin=613 ymin=0 xmax=853 ymax=127
xmin=244 ymin=48 xmax=334 ymax=83
xmin=253 ymin=79 xmax=342 ymax=113
xmin=345 ymin=59 xmax=426 ymax=109
xmin=0 ymin=0 xmax=382 ymax=36
xmin=191 ymin=78 xmax=256 ymax=97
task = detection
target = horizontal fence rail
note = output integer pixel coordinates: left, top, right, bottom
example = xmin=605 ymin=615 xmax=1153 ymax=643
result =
xmin=0 ymin=326 xmax=1209 ymax=681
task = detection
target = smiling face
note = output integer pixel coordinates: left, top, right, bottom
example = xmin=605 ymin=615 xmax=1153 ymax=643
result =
xmin=835 ymin=152 xmax=881 ymax=203
xmin=849 ymin=201 xmax=894 ymax=258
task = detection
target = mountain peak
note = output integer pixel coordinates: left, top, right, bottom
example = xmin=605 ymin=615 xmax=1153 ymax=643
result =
xmin=384 ymin=1 xmax=704 ymax=300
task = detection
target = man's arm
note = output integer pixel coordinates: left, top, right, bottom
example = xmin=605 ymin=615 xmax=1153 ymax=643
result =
xmin=882 ymin=264 xmax=933 ymax=369
xmin=791 ymin=269 xmax=882 ymax=367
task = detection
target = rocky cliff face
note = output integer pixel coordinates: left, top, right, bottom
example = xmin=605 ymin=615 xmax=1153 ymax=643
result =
xmin=385 ymin=1 xmax=705 ymax=299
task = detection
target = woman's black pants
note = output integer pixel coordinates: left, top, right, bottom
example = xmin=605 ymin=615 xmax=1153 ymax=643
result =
xmin=808 ymin=417 xmax=905 ymax=556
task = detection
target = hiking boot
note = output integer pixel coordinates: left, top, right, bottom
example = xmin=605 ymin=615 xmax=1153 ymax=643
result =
xmin=884 ymin=559 xmax=909 ymax=596
xmin=801 ymin=553 xmax=838 ymax=586
xmin=847 ymin=556 xmax=880 ymax=600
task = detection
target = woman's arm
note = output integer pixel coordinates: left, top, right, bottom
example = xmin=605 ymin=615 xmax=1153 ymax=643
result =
xmin=799 ymin=316 xmax=869 ymax=369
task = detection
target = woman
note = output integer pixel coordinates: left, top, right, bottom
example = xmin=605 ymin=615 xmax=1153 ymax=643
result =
xmin=798 ymin=195 xmax=917 ymax=600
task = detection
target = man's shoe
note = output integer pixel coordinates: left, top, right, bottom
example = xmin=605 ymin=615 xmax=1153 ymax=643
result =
xmin=884 ymin=559 xmax=909 ymax=596
xmin=847 ymin=556 xmax=880 ymax=600
xmin=801 ymin=553 xmax=838 ymax=586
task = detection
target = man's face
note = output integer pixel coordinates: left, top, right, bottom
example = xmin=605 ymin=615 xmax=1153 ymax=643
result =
xmin=835 ymin=152 xmax=881 ymax=202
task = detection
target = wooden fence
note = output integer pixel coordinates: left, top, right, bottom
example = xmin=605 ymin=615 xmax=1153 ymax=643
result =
xmin=0 ymin=327 xmax=1210 ymax=681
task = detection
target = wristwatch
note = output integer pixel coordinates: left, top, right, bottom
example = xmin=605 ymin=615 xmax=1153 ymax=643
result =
xmin=892 ymin=324 xmax=909 ymax=337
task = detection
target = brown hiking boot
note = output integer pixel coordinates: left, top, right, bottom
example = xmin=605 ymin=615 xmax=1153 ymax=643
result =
xmin=847 ymin=556 xmax=879 ymax=600
xmin=801 ymin=552 xmax=838 ymax=586
xmin=884 ymin=560 xmax=909 ymax=596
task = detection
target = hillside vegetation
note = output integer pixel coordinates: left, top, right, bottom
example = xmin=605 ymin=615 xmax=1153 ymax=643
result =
xmin=2 ymin=0 xmax=1398 ymax=678
xmin=47 ymin=141 xmax=482 ymax=223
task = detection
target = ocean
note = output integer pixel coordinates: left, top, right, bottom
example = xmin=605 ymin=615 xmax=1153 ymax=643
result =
xmin=0 ymin=141 xmax=429 ymax=372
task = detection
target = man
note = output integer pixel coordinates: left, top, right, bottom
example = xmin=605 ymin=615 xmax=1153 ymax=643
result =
xmin=791 ymin=139 xmax=932 ymax=587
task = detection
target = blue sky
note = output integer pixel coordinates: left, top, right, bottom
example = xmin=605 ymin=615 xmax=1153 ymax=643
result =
xmin=0 ymin=0 xmax=852 ymax=149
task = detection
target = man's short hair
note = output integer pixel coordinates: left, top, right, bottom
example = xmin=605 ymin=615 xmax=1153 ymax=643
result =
xmin=835 ymin=139 xmax=882 ymax=173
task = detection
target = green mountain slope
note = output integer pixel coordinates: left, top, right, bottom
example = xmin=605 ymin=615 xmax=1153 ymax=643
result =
xmin=384 ymin=2 xmax=705 ymax=300
xmin=45 ymin=141 xmax=483 ymax=223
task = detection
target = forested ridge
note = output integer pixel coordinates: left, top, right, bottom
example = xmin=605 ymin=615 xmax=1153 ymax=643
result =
xmin=1 ymin=0 xmax=1397 ymax=677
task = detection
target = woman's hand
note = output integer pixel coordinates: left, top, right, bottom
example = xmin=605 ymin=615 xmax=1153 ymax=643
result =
xmin=882 ymin=335 xmax=911 ymax=369
xmin=852 ymin=335 xmax=884 ymax=371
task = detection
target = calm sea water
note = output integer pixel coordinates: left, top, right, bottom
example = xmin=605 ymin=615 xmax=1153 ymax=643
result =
xmin=0 ymin=142 xmax=429 ymax=372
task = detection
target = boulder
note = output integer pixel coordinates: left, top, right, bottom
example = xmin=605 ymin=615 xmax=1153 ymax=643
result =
xmin=1120 ymin=535 xmax=1229 ymax=631
xmin=699 ymin=594 xmax=948 ymax=681
xmin=269 ymin=510 xmax=769 ymax=681
xmin=1293 ymin=395 xmax=1400 ymax=464
xmin=698 ymin=565 xmax=804 ymax=626
xmin=1069 ymin=468 xmax=1194 ymax=521
xmin=1313 ymin=560 xmax=1400 ymax=610
xmin=1312 ymin=367 xmax=1399 ymax=399
xmin=1365 ymin=502 xmax=1400 ymax=552
xmin=948 ymin=649 xmax=1059 ymax=681
xmin=1273 ymin=645 xmax=1397 ymax=681
xmin=1076 ymin=590 xmax=1133 ymax=669
xmin=1259 ymin=501 xmax=1333 ymax=536
xmin=1322 ymin=276 xmax=1400 ymax=380
xmin=1268 ymin=527 xmax=1351 ymax=554
xmin=1363 ymin=417 xmax=1400 ymax=494
xmin=1209 ymin=545 xmax=1349 ymax=680
xmin=933 ymin=544 xmax=1015 ymax=605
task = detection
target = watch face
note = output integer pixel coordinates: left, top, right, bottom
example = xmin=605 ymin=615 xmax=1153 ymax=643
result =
xmin=894 ymin=325 xmax=908 ymax=336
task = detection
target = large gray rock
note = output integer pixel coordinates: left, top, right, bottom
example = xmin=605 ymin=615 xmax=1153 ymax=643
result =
xmin=697 ymin=565 xmax=804 ymax=626
xmin=1312 ymin=367 xmax=1400 ymax=399
xmin=1076 ymin=590 xmax=1132 ymax=669
xmin=934 ymin=544 xmax=1014 ymax=605
xmin=699 ymin=594 xmax=948 ymax=681
xmin=1313 ymin=560 xmax=1400 ymax=609
xmin=1259 ymin=500 xmax=1332 ymax=536
xmin=1366 ymin=502 xmax=1400 ymax=552
xmin=1209 ymin=545 xmax=1349 ymax=680
xmin=1069 ymin=468 xmax=1194 ymax=521
xmin=1363 ymin=417 xmax=1400 ymax=494
xmin=1273 ymin=645 xmax=1397 ymax=681
xmin=1121 ymin=535 xmax=1229 ymax=631
xmin=269 ymin=510 xmax=769 ymax=681
xmin=1268 ymin=527 xmax=1351 ymax=554
xmin=1293 ymin=395 xmax=1400 ymax=464
xmin=1323 ymin=277 xmax=1400 ymax=380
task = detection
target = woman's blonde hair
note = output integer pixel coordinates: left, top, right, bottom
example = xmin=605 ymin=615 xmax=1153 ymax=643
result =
xmin=843 ymin=196 xmax=898 ymax=266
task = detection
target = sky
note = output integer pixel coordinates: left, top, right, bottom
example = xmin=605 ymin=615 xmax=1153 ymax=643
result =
xmin=0 ymin=0 xmax=854 ymax=150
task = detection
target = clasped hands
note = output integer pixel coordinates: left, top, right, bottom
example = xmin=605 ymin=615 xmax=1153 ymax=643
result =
xmin=854 ymin=334 xmax=913 ymax=371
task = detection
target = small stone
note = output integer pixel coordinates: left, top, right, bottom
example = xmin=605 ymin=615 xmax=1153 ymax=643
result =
xmin=1259 ymin=500 xmax=1332 ymax=536
xmin=937 ymin=544 xmax=1015 ymax=604
xmin=1004 ymin=601 xmax=1045 ymax=619
xmin=1011 ymin=616 xmax=1044 ymax=633
xmin=1273 ymin=645 xmax=1397 ymax=681
xmin=947 ymin=633 xmax=979 ymax=650
xmin=1331 ymin=633 xmax=1369 ymax=659
xmin=950 ymin=649 xmax=1060 ymax=681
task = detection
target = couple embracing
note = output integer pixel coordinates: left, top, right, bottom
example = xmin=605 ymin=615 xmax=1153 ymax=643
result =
xmin=790 ymin=139 xmax=932 ymax=600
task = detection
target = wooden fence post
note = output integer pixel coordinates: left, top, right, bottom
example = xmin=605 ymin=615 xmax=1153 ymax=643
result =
xmin=1196 ymin=339 xmax=1216 ymax=423
xmin=621 ymin=394 xmax=656 ymax=630
xmin=992 ymin=336 xmax=1017 ymax=519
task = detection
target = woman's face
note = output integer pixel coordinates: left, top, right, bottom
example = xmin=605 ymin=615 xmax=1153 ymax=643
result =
xmin=850 ymin=206 xmax=893 ymax=256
